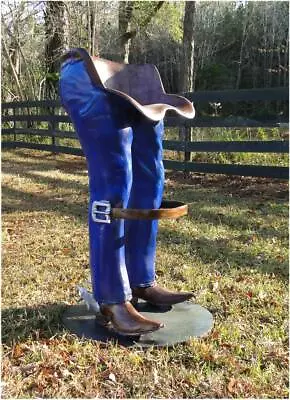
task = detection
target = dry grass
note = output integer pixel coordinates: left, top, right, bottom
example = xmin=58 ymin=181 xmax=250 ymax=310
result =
xmin=1 ymin=148 xmax=289 ymax=398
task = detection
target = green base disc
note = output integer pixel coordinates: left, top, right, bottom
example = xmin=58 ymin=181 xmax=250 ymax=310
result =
xmin=62 ymin=301 xmax=213 ymax=348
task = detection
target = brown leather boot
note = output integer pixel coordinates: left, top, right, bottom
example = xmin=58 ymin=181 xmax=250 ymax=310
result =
xmin=132 ymin=283 xmax=194 ymax=306
xmin=99 ymin=301 xmax=164 ymax=336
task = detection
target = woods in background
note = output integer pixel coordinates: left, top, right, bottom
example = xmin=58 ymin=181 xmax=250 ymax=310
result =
xmin=1 ymin=0 xmax=289 ymax=102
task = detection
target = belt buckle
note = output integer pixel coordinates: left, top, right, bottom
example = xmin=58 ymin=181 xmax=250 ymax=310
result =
xmin=91 ymin=200 xmax=111 ymax=223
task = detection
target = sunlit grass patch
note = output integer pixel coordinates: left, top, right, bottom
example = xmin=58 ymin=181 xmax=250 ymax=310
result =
xmin=1 ymin=148 xmax=288 ymax=398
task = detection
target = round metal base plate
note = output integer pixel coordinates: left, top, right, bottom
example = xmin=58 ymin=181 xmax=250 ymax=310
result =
xmin=62 ymin=301 xmax=213 ymax=348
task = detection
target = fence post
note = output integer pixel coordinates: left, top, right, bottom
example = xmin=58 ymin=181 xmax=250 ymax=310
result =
xmin=184 ymin=124 xmax=192 ymax=174
xmin=13 ymin=107 xmax=16 ymax=146
xmin=50 ymin=107 xmax=57 ymax=152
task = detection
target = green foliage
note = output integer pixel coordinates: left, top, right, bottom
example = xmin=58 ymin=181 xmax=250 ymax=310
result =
xmin=153 ymin=2 xmax=184 ymax=42
xmin=45 ymin=72 xmax=60 ymax=82
xmin=197 ymin=64 xmax=232 ymax=90
xmin=1 ymin=0 xmax=288 ymax=118
xmin=132 ymin=1 xmax=161 ymax=24
xmin=163 ymin=127 xmax=289 ymax=167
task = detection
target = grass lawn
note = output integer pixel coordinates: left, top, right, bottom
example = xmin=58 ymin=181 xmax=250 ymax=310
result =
xmin=1 ymin=148 xmax=288 ymax=398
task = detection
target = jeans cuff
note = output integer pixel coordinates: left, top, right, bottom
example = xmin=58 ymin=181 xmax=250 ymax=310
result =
xmin=98 ymin=294 xmax=132 ymax=305
xmin=132 ymin=281 xmax=155 ymax=289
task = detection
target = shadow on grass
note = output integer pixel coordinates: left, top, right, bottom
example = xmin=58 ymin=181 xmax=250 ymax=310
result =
xmin=166 ymin=171 xmax=289 ymax=200
xmin=187 ymin=204 xmax=288 ymax=237
xmin=2 ymin=185 xmax=88 ymax=222
xmin=2 ymin=150 xmax=87 ymax=175
xmin=159 ymin=227 xmax=289 ymax=280
xmin=3 ymin=166 xmax=287 ymax=225
xmin=1 ymin=303 xmax=68 ymax=346
xmin=2 ymin=149 xmax=288 ymax=281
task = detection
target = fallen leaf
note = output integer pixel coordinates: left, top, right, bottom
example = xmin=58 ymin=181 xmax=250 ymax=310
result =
xmin=228 ymin=377 xmax=237 ymax=393
xmin=20 ymin=362 xmax=40 ymax=374
xmin=108 ymin=373 xmax=116 ymax=384
xmin=39 ymin=366 xmax=55 ymax=377
xmin=220 ymin=342 xmax=232 ymax=349
xmin=210 ymin=330 xmax=219 ymax=339
xmin=153 ymin=368 xmax=159 ymax=385
xmin=12 ymin=344 xmax=25 ymax=359
xmin=258 ymin=290 xmax=267 ymax=300
xmin=62 ymin=248 xmax=71 ymax=255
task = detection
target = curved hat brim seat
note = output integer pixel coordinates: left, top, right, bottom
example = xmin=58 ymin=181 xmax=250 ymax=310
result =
xmin=104 ymin=88 xmax=195 ymax=121
xmin=62 ymin=48 xmax=195 ymax=122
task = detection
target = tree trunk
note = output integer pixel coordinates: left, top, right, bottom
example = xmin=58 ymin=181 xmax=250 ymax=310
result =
xmin=283 ymin=33 xmax=289 ymax=87
xmin=181 ymin=2 xmax=195 ymax=93
xmin=2 ymin=35 xmax=26 ymax=101
xmin=118 ymin=1 xmax=164 ymax=63
xmin=118 ymin=1 xmax=134 ymax=62
xmin=180 ymin=1 xmax=196 ymax=165
xmin=88 ymin=1 xmax=99 ymax=56
xmin=44 ymin=1 xmax=68 ymax=99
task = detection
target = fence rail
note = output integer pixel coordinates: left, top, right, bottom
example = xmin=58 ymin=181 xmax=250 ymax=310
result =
xmin=2 ymin=113 xmax=288 ymax=128
xmin=2 ymin=88 xmax=289 ymax=179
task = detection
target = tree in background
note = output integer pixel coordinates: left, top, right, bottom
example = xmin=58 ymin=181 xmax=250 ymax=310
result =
xmin=128 ymin=1 xmax=184 ymax=91
xmin=1 ymin=1 xmax=40 ymax=101
xmin=44 ymin=1 xmax=68 ymax=99
xmin=181 ymin=1 xmax=195 ymax=94
xmin=181 ymin=1 xmax=196 ymax=163
xmin=87 ymin=1 xmax=99 ymax=56
xmin=1 ymin=1 xmax=288 ymax=104
xmin=117 ymin=1 xmax=165 ymax=62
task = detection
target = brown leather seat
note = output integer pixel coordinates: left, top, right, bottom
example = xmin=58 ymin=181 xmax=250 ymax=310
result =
xmin=62 ymin=48 xmax=195 ymax=121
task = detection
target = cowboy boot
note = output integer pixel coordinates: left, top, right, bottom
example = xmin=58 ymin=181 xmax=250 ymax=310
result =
xmin=60 ymin=58 xmax=163 ymax=335
xmin=131 ymin=284 xmax=194 ymax=306
xmin=100 ymin=302 xmax=163 ymax=336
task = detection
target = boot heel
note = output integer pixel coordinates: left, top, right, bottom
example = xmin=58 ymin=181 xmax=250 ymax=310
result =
xmin=96 ymin=312 xmax=111 ymax=327
xmin=131 ymin=296 xmax=139 ymax=307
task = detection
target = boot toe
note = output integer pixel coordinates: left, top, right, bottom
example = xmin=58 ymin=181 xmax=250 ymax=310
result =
xmin=132 ymin=285 xmax=194 ymax=306
xmin=100 ymin=302 xmax=163 ymax=336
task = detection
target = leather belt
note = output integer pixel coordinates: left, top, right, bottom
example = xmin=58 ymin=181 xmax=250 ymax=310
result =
xmin=92 ymin=200 xmax=188 ymax=223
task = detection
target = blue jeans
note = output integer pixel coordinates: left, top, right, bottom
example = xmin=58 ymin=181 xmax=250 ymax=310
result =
xmin=60 ymin=60 xmax=164 ymax=304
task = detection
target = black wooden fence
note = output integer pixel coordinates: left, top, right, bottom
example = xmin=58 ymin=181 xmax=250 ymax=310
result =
xmin=2 ymin=87 xmax=289 ymax=179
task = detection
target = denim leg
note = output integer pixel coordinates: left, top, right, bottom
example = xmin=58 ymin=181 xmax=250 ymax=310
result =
xmin=87 ymin=120 xmax=133 ymax=304
xmin=60 ymin=60 xmax=134 ymax=304
xmin=125 ymin=118 xmax=165 ymax=288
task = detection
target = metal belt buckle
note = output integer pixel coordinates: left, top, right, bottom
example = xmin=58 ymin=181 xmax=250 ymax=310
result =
xmin=91 ymin=200 xmax=111 ymax=223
